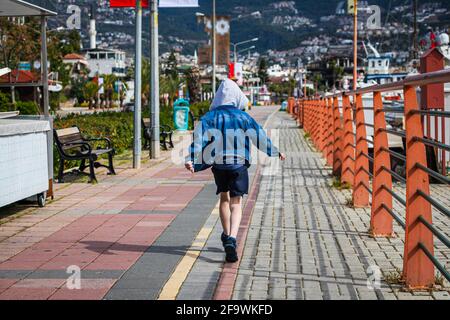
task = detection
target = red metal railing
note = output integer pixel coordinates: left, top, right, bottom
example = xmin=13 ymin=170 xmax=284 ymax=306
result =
xmin=288 ymin=68 xmax=450 ymax=289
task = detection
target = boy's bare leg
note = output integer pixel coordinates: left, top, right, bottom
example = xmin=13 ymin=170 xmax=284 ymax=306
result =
xmin=229 ymin=196 xmax=243 ymax=238
xmin=219 ymin=192 xmax=231 ymax=236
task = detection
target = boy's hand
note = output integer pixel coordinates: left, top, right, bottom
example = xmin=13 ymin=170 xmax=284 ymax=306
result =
xmin=185 ymin=161 xmax=194 ymax=173
xmin=279 ymin=153 xmax=286 ymax=161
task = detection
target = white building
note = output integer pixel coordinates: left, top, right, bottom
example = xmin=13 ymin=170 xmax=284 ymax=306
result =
xmin=84 ymin=48 xmax=126 ymax=78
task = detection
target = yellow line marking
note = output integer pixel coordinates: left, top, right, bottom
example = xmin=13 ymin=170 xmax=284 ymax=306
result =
xmin=157 ymin=201 xmax=219 ymax=300
xmin=158 ymin=108 xmax=277 ymax=300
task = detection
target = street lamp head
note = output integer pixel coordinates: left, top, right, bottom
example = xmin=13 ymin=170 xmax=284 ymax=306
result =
xmin=195 ymin=12 xmax=205 ymax=17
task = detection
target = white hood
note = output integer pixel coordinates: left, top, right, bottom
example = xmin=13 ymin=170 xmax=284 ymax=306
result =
xmin=210 ymin=79 xmax=249 ymax=111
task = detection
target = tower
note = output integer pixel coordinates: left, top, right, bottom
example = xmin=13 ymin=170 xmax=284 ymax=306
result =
xmin=89 ymin=5 xmax=97 ymax=49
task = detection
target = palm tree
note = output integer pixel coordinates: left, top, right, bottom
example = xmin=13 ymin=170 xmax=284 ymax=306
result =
xmin=82 ymin=82 xmax=100 ymax=109
xmin=161 ymin=76 xmax=182 ymax=107
xmin=103 ymin=74 xmax=117 ymax=109
xmin=141 ymin=58 xmax=151 ymax=107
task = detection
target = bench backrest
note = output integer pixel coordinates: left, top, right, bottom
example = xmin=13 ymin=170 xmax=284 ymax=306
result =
xmin=54 ymin=127 xmax=83 ymax=147
xmin=142 ymin=118 xmax=151 ymax=130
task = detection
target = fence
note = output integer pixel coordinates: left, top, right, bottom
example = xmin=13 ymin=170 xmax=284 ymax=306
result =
xmin=289 ymin=69 xmax=450 ymax=289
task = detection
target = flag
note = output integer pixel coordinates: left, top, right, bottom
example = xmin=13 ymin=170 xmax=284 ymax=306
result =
xmin=110 ymin=0 xmax=149 ymax=7
xmin=159 ymin=0 xmax=198 ymax=7
xmin=228 ymin=63 xmax=235 ymax=79
xmin=109 ymin=0 xmax=198 ymax=8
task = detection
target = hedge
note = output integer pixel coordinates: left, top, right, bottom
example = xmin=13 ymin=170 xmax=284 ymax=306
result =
xmin=52 ymin=102 xmax=210 ymax=174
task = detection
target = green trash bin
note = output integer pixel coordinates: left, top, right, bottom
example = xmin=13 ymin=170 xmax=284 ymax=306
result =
xmin=173 ymin=98 xmax=190 ymax=131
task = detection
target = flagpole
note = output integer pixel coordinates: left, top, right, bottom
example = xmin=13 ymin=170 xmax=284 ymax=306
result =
xmin=150 ymin=0 xmax=160 ymax=159
xmin=133 ymin=0 xmax=142 ymax=168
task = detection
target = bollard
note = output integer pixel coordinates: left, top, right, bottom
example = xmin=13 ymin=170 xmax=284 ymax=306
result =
xmin=370 ymin=91 xmax=393 ymax=237
xmin=403 ymin=85 xmax=435 ymax=289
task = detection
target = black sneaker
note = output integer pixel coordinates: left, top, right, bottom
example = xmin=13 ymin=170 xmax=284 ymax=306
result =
xmin=221 ymin=232 xmax=229 ymax=247
xmin=224 ymin=237 xmax=238 ymax=263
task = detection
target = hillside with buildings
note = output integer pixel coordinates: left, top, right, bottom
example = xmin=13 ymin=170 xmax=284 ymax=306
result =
xmin=49 ymin=1 xmax=450 ymax=59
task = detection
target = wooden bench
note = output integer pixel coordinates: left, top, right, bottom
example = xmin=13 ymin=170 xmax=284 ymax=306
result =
xmin=54 ymin=126 xmax=116 ymax=183
xmin=142 ymin=118 xmax=174 ymax=151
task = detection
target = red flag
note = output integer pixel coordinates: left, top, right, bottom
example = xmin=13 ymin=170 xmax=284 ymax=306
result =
xmin=110 ymin=0 xmax=149 ymax=8
xmin=228 ymin=63 xmax=235 ymax=79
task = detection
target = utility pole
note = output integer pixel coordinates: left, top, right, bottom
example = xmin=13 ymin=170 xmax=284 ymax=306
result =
xmin=353 ymin=0 xmax=358 ymax=90
xmin=212 ymin=0 xmax=216 ymax=95
xmin=150 ymin=0 xmax=160 ymax=159
xmin=133 ymin=0 xmax=142 ymax=168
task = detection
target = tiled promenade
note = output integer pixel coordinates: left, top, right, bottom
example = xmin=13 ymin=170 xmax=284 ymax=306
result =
xmin=230 ymin=112 xmax=450 ymax=300
xmin=0 ymin=106 xmax=277 ymax=300
xmin=0 ymin=106 xmax=448 ymax=300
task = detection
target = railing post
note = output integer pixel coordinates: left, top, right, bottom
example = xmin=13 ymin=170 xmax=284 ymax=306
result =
xmin=403 ymin=85 xmax=434 ymax=289
xmin=313 ymin=99 xmax=320 ymax=148
xmin=353 ymin=93 xmax=370 ymax=207
xmin=326 ymin=98 xmax=334 ymax=166
xmin=332 ymin=96 xmax=343 ymax=177
xmin=288 ymin=97 xmax=294 ymax=115
xmin=371 ymin=91 xmax=393 ymax=237
xmin=341 ymin=94 xmax=355 ymax=186
xmin=300 ymin=99 xmax=304 ymax=128
xmin=318 ymin=98 xmax=326 ymax=153
xmin=321 ymin=98 xmax=328 ymax=159
xmin=306 ymin=99 xmax=310 ymax=133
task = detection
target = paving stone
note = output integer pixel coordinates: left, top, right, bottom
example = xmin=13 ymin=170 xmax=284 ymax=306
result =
xmin=229 ymin=112 xmax=449 ymax=301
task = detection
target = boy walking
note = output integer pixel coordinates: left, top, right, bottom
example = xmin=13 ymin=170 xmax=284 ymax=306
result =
xmin=185 ymin=79 xmax=285 ymax=263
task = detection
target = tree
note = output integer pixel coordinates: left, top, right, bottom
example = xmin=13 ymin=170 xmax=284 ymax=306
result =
xmin=141 ymin=58 xmax=151 ymax=107
xmin=329 ymin=60 xmax=345 ymax=90
xmin=186 ymin=66 xmax=201 ymax=104
xmin=165 ymin=50 xmax=178 ymax=80
xmin=258 ymin=58 xmax=269 ymax=85
xmin=0 ymin=17 xmax=40 ymax=69
xmin=160 ymin=76 xmax=182 ymax=107
xmin=102 ymin=74 xmax=118 ymax=109
xmin=82 ymin=82 xmax=101 ymax=109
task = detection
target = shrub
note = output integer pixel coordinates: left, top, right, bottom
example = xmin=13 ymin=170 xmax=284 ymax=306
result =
xmin=190 ymin=101 xmax=210 ymax=119
xmin=15 ymin=101 xmax=40 ymax=115
xmin=53 ymin=109 xmax=176 ymax=174
xmin=0 ymin=91 xmax=12 ymax=112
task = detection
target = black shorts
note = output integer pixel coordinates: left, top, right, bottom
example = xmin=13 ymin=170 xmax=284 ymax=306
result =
xmin=212 ymin=166 xmax=249 ymax=198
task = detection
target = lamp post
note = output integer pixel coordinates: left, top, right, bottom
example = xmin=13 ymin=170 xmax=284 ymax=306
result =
xmin=231 ymin=38 xmax=259 ymax=66
xmin=237 ymin=45 xmax=256 ymax=56
xmin=133 ymin=0 xmax=142 ymax=168
xmin=212 ymin=0 xmax=216 ymax=94
xmin=353 ymin=0 xmax=358 ymax=90
xmin=150 ymin=0 xmax=160 ymax=159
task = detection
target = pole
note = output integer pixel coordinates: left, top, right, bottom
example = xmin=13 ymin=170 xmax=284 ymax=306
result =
xmin=212 ymin=0 xmax=216 ymax=95
xmin=304 ymin=67 xmax=307 ymax=98
xmin=133 ymin=0 xmax=142 ymax=168
xmin=41 ymin=16 xmax=49 ymax=116
xmin=353 ymin=0 xmax=358 ymax=91
xmin=150 ymin=0 xmax=160 ymax=159
xmin=234 ymin=43 xmax=237 ymax=66
xmin=41 ymin=15 xmax=53 ymax=198
xmin=413 ymin=0 xmax=418 ymax=60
